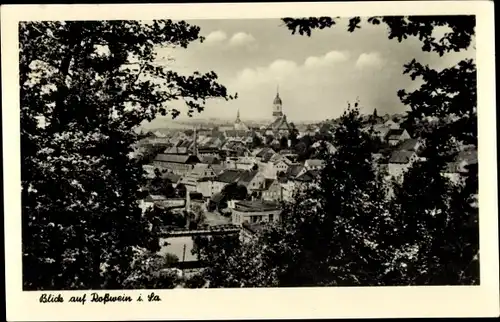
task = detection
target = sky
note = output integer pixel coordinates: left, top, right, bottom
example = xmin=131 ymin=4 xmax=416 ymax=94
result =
xmin=147 ymin=18 xmax=475 ymax=126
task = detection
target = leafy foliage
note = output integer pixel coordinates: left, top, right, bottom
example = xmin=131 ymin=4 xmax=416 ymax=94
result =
xmin=282 ymin=16 xmax=475 ymax=56
xmin=21 ymin=20 xmax=233 ymax=290
xmin=194 ymin=15 xmax=479 ymax=287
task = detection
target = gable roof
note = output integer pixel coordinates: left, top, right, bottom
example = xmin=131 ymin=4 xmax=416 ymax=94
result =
xmin=268 ymin=115 xmax=291 ymax=131
xmin=389 ymin=150 xmax=415 ymax=164
xmin=305 ymin=159 xmax=325 ymax=168
xmin=261 ymin=151 xmax=277 ymax=163
xmin=397 ymin=138 xmax=420 ymax=151
xmin=215 ymin=169 xmax=246 ymax=183
xmin=210 ymin=164 xmax=225 ymax=175
xmin=262 ymin=178 xmax=278 ymax=191
xmin=386 ymin=129 xmax=406 ymax=140
xmin=286 ymin=164 xmax=304 ymax=178
xmin=237 ymin=170 xmax=259 ymax=186
xmin=154 ymin=154 xmax=200 ymax=164
xmin=164 ymin=147 xmax=189 ymax=155
xmin=295 ymin=170 xmax=317 ymax=182
xmin=256 ymin=147 xmax=275 ymax=158
xmin=191 ymin=163 xmax=216 ymax=177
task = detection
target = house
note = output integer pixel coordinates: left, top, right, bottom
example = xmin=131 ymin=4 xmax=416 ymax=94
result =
xmin=397 ymin=138 xmax=421 ymax=152
xmin=139 ymin=195 xmax=186 ymax=212
xmin=237 ymin=170 xmax=266 ymax=193
xmin=280 ymin=169 xmax=319 ymax=202
xmin=210 ymin=169 xmax=247 ymax=195
xmin=261 ymin=179 xmax=283 ymax=201
xmin=387 ymin=150 xmax=418 ymax=178
xmin=295 ymin=169 xmax=320 ymax=183
xmin=385 ymin=129 xmax=411 ymax=146
xmin=200 ymin=155 xmax=220 ymax=165
xmin=231 ymin=200 xmax=282 ymax=225
xmin=273 ymin=158 xmax=291 ymax=176
xmin=285 ymin=164 xmax=304 ymax=180
xmin=153 ymin=154 xmax=200 ymax=175
xmin=384 ymin=119 xmax=400 ymax=129
xmin=255 ymin=147 xmax=276 ymax=162
xmin=164 ymin=146 xmax=189 ymax=155
xmin=178 ymin=164 xmax=217 ymax=193
xmin=311 ymin=141 xmax=337 ymax=154
xmin=198 ymin=147 xmax=220 ymax=158
xmin=304 ymin=159 xmax=325 ymax=171
xmin=196 ymin=178 xmax=213 ymax=199
xmin=372 ymin=124 xmax=391 ymax=140
xmin=190 ymin=163 xmax=217 ymax=179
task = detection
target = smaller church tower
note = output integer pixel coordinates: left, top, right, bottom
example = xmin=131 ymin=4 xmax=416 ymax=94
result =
xmin=272 ymin=86 xmax=283 ymax=120
xmin=235 ymin=109 xmax=241 ymax=123
xmin=192 ymin=126 xmax=198 ymax=156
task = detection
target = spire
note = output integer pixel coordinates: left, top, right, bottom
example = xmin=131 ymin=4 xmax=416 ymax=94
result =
xmin=236 ymin=109 xmax=240 ymax=122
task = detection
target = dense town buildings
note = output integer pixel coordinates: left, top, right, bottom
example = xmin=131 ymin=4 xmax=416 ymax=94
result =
xmin=138 ymin=89 xmax=478 ymax=246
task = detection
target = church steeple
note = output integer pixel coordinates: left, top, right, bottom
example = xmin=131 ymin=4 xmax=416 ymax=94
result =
xmin=272 ymin=85 xmax=283 ymax=119
xmin=236 ymin=109 xmax=241 ymax=123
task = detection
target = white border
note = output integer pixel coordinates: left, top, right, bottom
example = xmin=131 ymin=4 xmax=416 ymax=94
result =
xmin=2 ymin=2 xmax=498 ymax=320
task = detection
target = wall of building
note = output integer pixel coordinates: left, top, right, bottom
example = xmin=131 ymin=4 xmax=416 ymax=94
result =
xmin=196 ymin=180 xmax=213 ymax=198
xmin=231 ymin=209 xmax=281 ymax=225
xmin=153 ymin=161 xmax=194 ymax=175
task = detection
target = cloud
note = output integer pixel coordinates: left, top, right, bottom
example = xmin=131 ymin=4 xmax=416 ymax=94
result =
xmin=355 ymin=52 xmax=385 ymax=69
xmin=231 ymin=49 xmax=349 ymax=90
xmin=234 ymin=59 xmax=298 ymax=88
xmin=229 ymin=32 xmax=256 ymax=47
xmin=304 ymin=50 xmax=349 ymax=68
xmin=204 ymin=30 xmax=227 ymax=44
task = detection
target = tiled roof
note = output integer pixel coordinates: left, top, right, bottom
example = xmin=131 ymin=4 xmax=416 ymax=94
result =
xmin=305 ymin=159 xmax=325 ymax=168
xmin=154 ymin=154 xmax=199 ymax=164
xmin=210 ymin=164 xmax=225 ymax=175
xmin=286 ymin=164 xmax=304 ymax=178
xmin=234 ymin=200 xmax=281 ymax=212
xmin=388 ymin=150 xmax=415 ymax=164
xmin=261 ymin=151 xmax=276 ymax=163
xmin=256 ymin=147 xmax=275 ymax=158
xmin=386 ymin=129 xmax=405 ymax=140
xmin=215 ymin=169 xmax=245 ymax=183
xmin=397 ymin=138 xmax=419 ymax=151
xmin=237 ymin=170 xmax=259 ymax=186
xmin=201 ymin=155 xmax=220 ymax=165
xmin=268 ymin=115 xmax=290 ymax=131
xmin=295 ymin=170 xmax=319 ymax=182
xmin=225 ymin=130 xmax=248 ymax=137
xmin=263 ymin=178 xmax=277 ymax=191
xmin=164 ymin=147 xmax=188 ymax=155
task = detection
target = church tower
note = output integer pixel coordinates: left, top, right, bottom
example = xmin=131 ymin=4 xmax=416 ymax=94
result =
xmin=272 ymin=86 xmax=283 ymax=120
xmin=235 ymin=109 xmax=241 ymax=123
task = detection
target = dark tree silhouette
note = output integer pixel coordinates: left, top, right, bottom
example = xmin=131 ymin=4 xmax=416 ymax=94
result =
xmin=20 ymin=20 xmax=233 ymax=290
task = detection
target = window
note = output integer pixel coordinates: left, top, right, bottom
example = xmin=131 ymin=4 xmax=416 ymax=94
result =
xmin=269 ymin=214 xmax=274 ymax=221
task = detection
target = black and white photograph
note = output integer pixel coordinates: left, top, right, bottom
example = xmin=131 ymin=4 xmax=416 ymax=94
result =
xmin=3 ymin=1 xmax=498 ymax=320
